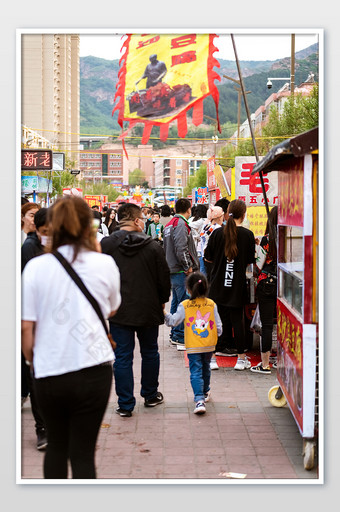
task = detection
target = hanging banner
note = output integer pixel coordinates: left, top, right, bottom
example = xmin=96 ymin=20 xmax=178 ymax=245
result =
xmin=213 ymin=164 xmax=231 ymax=198
xmin=113 ymin=34 xmax=221 ymax=152
xmin=278 ymin=160 xmax=304 ymax=227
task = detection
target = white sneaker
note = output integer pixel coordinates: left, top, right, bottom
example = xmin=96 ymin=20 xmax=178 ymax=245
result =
xmin=194 ymin=401 xmax=206 ymax=414
xmin=234 ymin=356 xmax=251 ymax=371
xmin=176 ymin=344 xmax=186 ymax=351
xmin=210 ymin=360 xmax=219 ymax=370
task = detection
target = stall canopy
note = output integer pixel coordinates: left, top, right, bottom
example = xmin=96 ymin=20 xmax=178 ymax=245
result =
xmin=251 ymin=127 xmax=318 ymax=175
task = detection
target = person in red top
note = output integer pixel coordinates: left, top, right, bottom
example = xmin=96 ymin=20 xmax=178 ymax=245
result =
xmin=251 ymin=206 xmax=278 ymax=375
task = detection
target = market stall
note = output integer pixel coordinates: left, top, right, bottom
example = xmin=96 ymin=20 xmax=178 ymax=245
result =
xmin=251 ymin=127 xmax=319 ymax=470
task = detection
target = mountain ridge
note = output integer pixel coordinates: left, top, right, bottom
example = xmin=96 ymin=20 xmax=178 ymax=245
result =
xmin=80 ymin=43 xmax=319 ymax=135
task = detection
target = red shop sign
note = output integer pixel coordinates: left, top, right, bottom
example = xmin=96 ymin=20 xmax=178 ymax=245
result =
xmin=278 ymin=159 xmax=304 ymax=227
xmin=21 ymin=149 xmax=53 ymax=170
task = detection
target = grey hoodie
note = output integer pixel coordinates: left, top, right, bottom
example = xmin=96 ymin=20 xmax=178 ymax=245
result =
xmin=163 ymin=214 xmax=199 ymax=274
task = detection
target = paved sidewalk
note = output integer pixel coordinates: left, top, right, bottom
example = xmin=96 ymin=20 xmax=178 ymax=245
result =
xmin=21 ymin=322 xmax=319 ymax=481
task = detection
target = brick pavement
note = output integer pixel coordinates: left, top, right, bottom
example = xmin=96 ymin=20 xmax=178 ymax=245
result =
xmin=21 ymin=322 xmax=319 ymax=481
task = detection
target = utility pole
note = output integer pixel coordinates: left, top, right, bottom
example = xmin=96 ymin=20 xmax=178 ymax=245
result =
xmin=223 ymin=75 xmax=251 ymax=141
xmin=291 ymin=34 xmax=295 ymax=96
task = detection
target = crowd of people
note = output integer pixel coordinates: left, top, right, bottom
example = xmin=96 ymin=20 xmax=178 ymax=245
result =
xmin=21 ymin=194 xmax=278 ymax=479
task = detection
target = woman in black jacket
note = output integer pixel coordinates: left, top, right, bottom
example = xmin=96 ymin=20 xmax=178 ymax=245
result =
xmin=204 ymin=199 xmax=255 ymax=371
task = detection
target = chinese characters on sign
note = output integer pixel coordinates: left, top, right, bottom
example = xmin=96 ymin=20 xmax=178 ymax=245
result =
xmin=21 ymin=176 xmax=52 ymax=194
xmin=207 ymin=156 xmax=216 ymax=189
xmin=84 ymin=195 xmax=108 ymax=210
xmin=246 ymin=207 xmax=269 ymax=237
xmin=276 ymin=299 xmax=303 ymax=431
xmin=206 ymin=156 xmax=221 ymax=204
xmin=234 ymin=157 xmax=278 ymax=207
xmin=233 ymin=157 xmax=278 ymax=237
xmin=193 ymin=187 xmax=209 ymax=204
xmin=21 ymin=150 xmax=53 ymax=170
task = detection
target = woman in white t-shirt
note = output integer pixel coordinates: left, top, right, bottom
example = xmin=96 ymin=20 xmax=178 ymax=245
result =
xmin=21 ymin=196 xmax=121 ymax=479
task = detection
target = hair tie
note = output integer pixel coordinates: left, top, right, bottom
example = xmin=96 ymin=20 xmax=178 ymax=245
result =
xmin=229 ymin=213 xmax=233 ymax=217
xmin=198 ymin=279 xmax=202 ymax=283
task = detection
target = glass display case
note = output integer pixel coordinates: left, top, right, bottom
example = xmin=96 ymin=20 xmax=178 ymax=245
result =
xmin=278 ymin=226 xmax=304 ymax=317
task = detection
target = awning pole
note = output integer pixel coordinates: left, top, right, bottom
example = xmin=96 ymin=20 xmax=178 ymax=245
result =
xmin=231 ymin=34 xmax=271 ymax=219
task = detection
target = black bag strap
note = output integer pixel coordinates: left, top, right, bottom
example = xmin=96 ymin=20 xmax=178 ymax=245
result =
xmin=53 ymin=250 xmax=109 ymax=335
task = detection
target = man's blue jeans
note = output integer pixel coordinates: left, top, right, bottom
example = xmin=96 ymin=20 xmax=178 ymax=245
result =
xmin=170 ymin=272 xmax=189 ymax=343
xmin=187 ymin=352 xmax=213 ymax=402
xmin=110 ymin=324 xmax=160 ymax=412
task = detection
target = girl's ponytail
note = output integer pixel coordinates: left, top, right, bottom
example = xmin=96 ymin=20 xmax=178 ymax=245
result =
xmin=224 ymin=199 xmax=247 ymax=261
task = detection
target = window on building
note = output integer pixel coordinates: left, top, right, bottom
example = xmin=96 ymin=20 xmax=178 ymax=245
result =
xmin=176 ymin=159 xmax=182 ymax=166
xmin=176 ymin=169 xmax=182 ymax=175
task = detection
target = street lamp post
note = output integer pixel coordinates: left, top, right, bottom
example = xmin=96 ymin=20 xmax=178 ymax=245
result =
xmin=266 ymin=34 xmax=295 ymax=96
xmin=223 ymin=74 xmax=251 ymax=140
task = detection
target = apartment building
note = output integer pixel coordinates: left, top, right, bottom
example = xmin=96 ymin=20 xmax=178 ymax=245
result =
xmin=79 ymin=149 xmax=124 ymax=185
xmin=232 ymin=74 xmax=317 ymax=144
xmin=21 ymin=33 xmax=80 ymax=160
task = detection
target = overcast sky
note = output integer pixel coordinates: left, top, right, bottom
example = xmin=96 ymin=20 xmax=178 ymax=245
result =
xmin=79 ymin=31 xmax=319 ymax=62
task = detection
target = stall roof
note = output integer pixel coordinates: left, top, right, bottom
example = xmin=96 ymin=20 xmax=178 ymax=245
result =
xmin=251 ymin=127 xmax=318 ymax=174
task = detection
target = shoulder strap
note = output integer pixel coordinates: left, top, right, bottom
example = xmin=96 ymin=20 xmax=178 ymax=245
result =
xmin=53 ymin=250 xmax=108 ymax=335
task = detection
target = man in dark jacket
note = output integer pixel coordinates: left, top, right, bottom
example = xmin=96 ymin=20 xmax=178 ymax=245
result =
xmin=101 ymin=203 xmax=171 ymax=417
xmin=163 ymin=198 xmax=199 ymax=349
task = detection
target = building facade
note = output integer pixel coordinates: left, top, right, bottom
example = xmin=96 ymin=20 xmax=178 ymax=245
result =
xmin=21 ymin=33 xmax=80 ymax=162
xmin=79 ymin=149 xmax=124 ymax=185
xmin=231 ymin=75 xmax=317 ymax=144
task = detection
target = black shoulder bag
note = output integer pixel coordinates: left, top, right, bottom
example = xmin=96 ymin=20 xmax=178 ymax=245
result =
xmin=53 ymin=250 xmax=116 ymax=350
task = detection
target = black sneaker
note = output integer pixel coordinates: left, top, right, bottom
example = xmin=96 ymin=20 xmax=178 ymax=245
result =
xmin=36 ymin=429 xmax=48 ymax=451
xmin=115 ymin=407 xmax=132 ymax=417
xmin=144 ymin=392 xmax=164 ymax=407
xmin=215 ymin=348 xmax=237 ymax=357
xmin=250 ymin=363 xmax=271 ymax=375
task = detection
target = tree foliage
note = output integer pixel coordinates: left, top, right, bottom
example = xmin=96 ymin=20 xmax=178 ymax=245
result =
xmin=183 ymin=164 xmax=207 ymax=196
xmin=128 ymin=168 xmax=148 ymax=187
xmin=217 ymin=84 xmax=319 ymax=167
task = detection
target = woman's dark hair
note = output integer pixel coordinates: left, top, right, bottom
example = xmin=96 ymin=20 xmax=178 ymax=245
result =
xmin=192 ymin=204 xmax=207 ymax=221
xmin=224 ymin=199 xmax=247 ymax=261
xmin=214 ymin=197 xmax=230 ymax=213
xmin=104 ymin=207 xmax=117 ymax=234
xmin=186 ymin=272 xmax=208 ymax=300
xmin=264 ymin=206 xmax=278 ymax=260
xmin=47 ymin=196 xmax=97 ymax=262
xmin=160 ymin=204 xmax=171 ymax=217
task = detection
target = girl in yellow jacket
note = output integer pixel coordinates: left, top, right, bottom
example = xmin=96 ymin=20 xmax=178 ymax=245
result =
xmin=164 ymin=272 xmax=222 ymax=414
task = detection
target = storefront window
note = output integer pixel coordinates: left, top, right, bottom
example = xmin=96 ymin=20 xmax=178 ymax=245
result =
xmin=278 ymin=226 xmax=304 ymax=317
